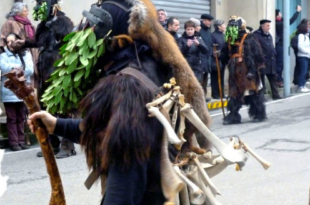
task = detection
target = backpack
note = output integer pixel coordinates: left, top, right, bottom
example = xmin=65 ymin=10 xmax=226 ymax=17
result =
xmin=290 ymin=34 xmax=298 ymax=53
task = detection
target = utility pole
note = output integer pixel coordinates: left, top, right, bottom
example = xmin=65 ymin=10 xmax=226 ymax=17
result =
xmin=283 ymin=0 xmax=290 ymax=97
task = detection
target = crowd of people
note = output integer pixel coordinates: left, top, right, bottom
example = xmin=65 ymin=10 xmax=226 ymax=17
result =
xmin=158 ymin=5 xmax=308 ymax=101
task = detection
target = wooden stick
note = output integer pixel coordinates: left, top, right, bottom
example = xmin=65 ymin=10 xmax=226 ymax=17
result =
xmin=3 ymin=70 xmax=66 ymax=205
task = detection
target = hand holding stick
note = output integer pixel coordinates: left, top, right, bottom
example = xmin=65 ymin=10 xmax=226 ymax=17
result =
xmin=3 ymin=70 xmax=66 ymax=205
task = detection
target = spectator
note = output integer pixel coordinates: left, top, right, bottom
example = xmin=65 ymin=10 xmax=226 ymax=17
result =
xmin=275 ymin=5 xmax=302 ymax=88
xmin=178 ymin=20 xmax=208 ymax=84
xmin=189 ymin=17 xmax=201 ymax=33
xmin=166 ymin=17 xmax=179 ymax=41
xmin=254 ymin=19 xmax=282 ymax=100
xmin=211 ymin=20 xmax=226 ymax=99
xmin=292 ymin=19 xmax=310 ymax=86
xmin=200 ymin=14 xmax=213 ymax=100
xmin=0 ymin=33 xmax=34 ymax=151
xmin=1 ymin=2 xmax=38 ymax=88
xmin=157 ymin=9 xmax=168 ymax=29
xmin=296 ymin=22 xmax=310 ymax=93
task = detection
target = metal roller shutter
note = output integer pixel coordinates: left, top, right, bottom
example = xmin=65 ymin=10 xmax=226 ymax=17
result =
xmin=152 ymin=0 xmax=211 ymax=34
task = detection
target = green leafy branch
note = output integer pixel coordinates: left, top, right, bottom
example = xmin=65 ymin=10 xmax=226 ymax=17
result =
xmin=32 ymin=2 xmax=48 ymax=21
xmin=225 ymin=26 xmax=239 ymax=45
xmin=41 ymin=28 xmax=110 ymax=114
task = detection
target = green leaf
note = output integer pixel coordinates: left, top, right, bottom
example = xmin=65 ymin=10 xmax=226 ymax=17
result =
xmin=60 ymin=97 xmax=67 ymax=110
xmin=65 ymin=42 xmax=76 ymax=52
xmin=76 ymin=88 xmax=83 ymax=95
xmin=71 ymin=31 xmax=84 ymax=44
xmin=88 ymin=50 xmax=97 ymax=59
xmin=66 ymin=58 xmax=78 ymax=74
xmin=74 ymin=70 xmax=85 ymax=82
xmin=63 ymin=32 xmax=76 ymax=42
xmin=82 ymin=48 xmax=90 ymax=60
xmin=54 ymin=59 xmax=64 ymax=67
xmin=88 ymin=32 xmax=96 ymax=48
xmin=72 ymin=92 xmax=77 ymax=103
xmin=55 ymin=92 xmax=62 ymax=104
xmin=65 ymin=52 xmax=79 ymax=65
xmin=77 ymin=29 xmax=92 ymax=46
xmin=59 ymin=43 xmax=68 ymax=51
xmin=78 ymin=41 xmax=88 ymax=55
xmin=63 ymin=74 xmax=72 ymax=89
xmin=80 ymin=55 xmax=89 ymax=66
xmin=64 ymin=88 xmax=69 ymax=97
xmin=59 ymin=68 xmax=67 ymax=76
xmin=97 ymin=43 xmax=105 ymax=57
xmin=52 ymin=85 xmax=62 ymax=96
xmin=96 ymin=39 xmax=104 ymax=47
xmin=74 ymin=79 xmax=81 ymax=88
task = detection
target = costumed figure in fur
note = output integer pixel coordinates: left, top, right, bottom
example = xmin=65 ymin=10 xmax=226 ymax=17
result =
xmin=29 ymin=0 xmax=215 ymax=204
xmin=223 ymin=16 xmax=267 ymax=125
xmin=16 ymin=0 xmax=76 ymax=158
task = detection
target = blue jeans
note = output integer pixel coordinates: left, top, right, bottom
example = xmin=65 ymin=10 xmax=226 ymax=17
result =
xmin=297 ymin=57 xmax=309 ymax=87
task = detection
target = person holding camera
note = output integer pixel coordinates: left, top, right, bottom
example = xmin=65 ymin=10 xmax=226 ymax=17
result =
xmin=178 ymin=20 xmax=208 ymax=84
xmin=0 ymin=33 xmax=33 ymax=151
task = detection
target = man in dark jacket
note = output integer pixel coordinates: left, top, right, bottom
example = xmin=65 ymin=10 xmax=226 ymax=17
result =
xmin=211 ymin=19 xmax=226 ymax=99
xmin=275 ymin=5 xmax=301 ymax=87
xmin=254 ymin=19 xmax=281 ymax=100
xmin=200 ymin=14 xmax=213 ymax=100
xmin=166 ymin=17 xmax=179 ymax=41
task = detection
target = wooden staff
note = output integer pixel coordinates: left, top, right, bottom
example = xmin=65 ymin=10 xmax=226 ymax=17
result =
xmin=212 ymin=44 xmax=225 ymax=118
xmin=3 ymin=70 xmax=66 ymax=205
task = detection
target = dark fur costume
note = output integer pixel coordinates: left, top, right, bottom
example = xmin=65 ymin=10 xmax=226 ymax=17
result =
xmin=78 ymin=1 xmax=211 ymax=204
xmin=224 ymin=18 xmax=267 ymax=124
xmin=30 ymin=0 xmax=75 ymax=150
xmin=33 ymin=0 xmax=74 ymax=101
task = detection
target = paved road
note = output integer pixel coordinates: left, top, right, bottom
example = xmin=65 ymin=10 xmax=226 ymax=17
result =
xmin=1 ymin=93 xmax=310 ymax=205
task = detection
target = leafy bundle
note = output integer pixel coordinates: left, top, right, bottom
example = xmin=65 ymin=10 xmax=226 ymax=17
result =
xmin=225 ymin=26 xmax=239 ymax=45
xmin=32 ymin=2 xmax=48 ymax=21
xmin=41 ymin=28 xmax=107 ymax=114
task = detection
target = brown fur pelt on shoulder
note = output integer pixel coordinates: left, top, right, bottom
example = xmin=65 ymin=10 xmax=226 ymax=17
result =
xmin=125 ymin=0 xmax=211 ymax=127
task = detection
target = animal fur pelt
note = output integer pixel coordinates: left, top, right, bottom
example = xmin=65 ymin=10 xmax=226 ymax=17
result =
xmin=125 ymin=0 xmax=211 ymax=127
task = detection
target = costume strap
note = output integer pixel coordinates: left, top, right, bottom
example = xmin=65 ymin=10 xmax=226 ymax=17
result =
xmin=230 ymin=33 xmax=248 ymax=59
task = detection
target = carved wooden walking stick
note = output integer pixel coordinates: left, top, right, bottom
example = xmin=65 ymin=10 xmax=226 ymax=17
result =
xmin=3 ymin=70 xmax=66 ymax=205
xmin=213 ymin=44 xmax=226 ymax=118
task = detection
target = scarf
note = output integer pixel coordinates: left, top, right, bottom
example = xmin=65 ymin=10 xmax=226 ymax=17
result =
xmin=13 ymin=15 xmax=35 ymax=39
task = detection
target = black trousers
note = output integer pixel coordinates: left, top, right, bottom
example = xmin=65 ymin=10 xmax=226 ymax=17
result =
xmin=210 ymin=66 xmax=225 ymax=99
xmin=261 ymin=74 xmax=281 ymax=99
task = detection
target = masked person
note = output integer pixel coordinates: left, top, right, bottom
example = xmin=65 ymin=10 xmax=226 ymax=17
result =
xmin=223 ymin=16 xmax=267 ymax=125
xmin=16 ymin=0 xmax=76 ymax=158
xmin=28 ymin=0 xmax=211 ymax=204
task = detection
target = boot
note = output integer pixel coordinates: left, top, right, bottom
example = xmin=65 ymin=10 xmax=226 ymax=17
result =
xmin=55 ymin=138 xmax=76 ymax=159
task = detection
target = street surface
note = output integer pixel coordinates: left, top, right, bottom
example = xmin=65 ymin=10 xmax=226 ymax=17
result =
xmin=1 ymin=93 xmax=310 ymax=205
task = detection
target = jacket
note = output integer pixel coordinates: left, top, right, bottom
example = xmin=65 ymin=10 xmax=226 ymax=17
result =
xmin=297 ymin=33 xmax=310 ymax=58
xmin=199 ymin=22 xmax=212 ymax=73
xmin=276 ymin=12 xmax=300 ymax=44
xmin=0 ymin=47 xmax=34 ymax=102
xmin=253 ymin=28 xmax=276 ymax=75
xmin=177 ymin=32 xmax=208 ymax=72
